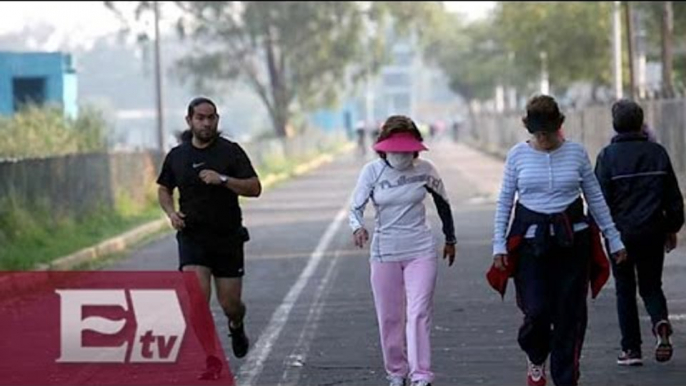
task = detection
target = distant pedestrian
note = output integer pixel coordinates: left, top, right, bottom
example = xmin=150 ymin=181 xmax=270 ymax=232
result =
xmin=349 ymin=115 xmax=457 ymax=386
xmin=595 ymin=99 xmax=684 ymax=366
xmin=355 ymin=120 xmax=367 ymax=156
xmin=451 ymin=120 xmax=460 ymax=142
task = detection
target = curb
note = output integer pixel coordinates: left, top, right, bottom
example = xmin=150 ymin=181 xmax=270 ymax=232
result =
xmin=259 ymin=143 xmax=353 ymax=188
xmin=40 ymin=144 xmax=353 ymax=271
xmin=35 ymin=218 xmax=170 ymax=271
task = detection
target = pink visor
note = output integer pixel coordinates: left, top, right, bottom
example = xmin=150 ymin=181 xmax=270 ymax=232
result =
xmin=373 ymin=132 xmax=428 ymax=152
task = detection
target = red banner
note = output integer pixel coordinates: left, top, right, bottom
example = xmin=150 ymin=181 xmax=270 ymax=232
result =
xmin=0 ymin=271 xmax=234 ymax=385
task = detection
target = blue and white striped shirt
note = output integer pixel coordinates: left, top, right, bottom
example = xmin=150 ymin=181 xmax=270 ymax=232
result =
xmin=493 ymin=140 xmax=624 ymax=256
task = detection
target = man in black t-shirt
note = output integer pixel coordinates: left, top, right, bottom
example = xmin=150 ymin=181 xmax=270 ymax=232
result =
xmin=157 ymin=97 xmax=261 ymax=378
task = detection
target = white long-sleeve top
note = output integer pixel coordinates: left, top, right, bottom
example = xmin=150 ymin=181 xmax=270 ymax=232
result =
xmin=493 ymin=140 xmax=625 ymax=256
xmin=350 ymin=158 xmax=456 ymax=262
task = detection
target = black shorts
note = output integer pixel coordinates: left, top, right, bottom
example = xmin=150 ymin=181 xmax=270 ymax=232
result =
xmin=176 ymin=233 xmax=245 ymax=278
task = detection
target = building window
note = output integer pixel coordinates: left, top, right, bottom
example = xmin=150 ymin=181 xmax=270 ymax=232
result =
xmin=13 ymin=77 xmax=47 ymax=111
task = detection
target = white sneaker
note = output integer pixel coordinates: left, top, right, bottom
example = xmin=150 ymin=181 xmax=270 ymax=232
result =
xmin=410 ymin=381 xmax=432 ymax=386
xmin=388 ymin=376 xmax=406 ymax=386
xmin=526 ymin=357 xmax=547 ymax=386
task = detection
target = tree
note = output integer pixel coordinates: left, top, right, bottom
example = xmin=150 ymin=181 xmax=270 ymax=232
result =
xmin=175 ymin=2 xmax=377 ymax=137
xmin=635 ymin=1 xmax=686 ymax=95
xmin=662 ymin=1 xmax=675 ymax=97
xmin=105 ymin=1 xmax=443 ymax=138
xmin=494 ymin=2 xmax=615 ymax=97
xmin=423 ymin=14 xmax=513 ymax=102
xmin=420 ymin=2 xmax=618 ymax=105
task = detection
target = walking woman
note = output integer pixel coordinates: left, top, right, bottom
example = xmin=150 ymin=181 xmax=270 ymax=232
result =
xmin=492 ymin=95 xmax=627 ymax=386
xmin=349 ymin=115 xmax=457 ymax=386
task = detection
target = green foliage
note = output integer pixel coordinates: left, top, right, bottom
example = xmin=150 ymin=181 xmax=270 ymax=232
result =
xmin=635 ymin=2 xmax=686 ymax=88
xmin=73 ymin=106 xmax=108 ymax=153
xmin=370 ymin=1 xmax=446 ymax=41
xmin=423 ymin=2 xmax=636 ymax=101
xmin=106 ymin=1 xmax=440 ymax=137
xmin=494 ymin=2 xmax=614 ymax=90
xmin=171 ymin=1 xmax=372 ymax=137
xmin=0 ymin=196 xmax=160 ymax=270
xmin=637 ymin=2 xmax=686 ymax=47
xmin=0 ymin=105 xmax=108 ymax=159
xmin=423 ymin=14 xmax=512 ymax=100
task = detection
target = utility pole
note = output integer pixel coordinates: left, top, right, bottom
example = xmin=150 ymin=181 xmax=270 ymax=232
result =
xmin=153 ymin=0 xmax=165 ymax=151
xmin=364 ymin=14 xmax=375 ymax=131
xmin=507 ymin=51 xmax=516 ymax=110
xmin=612 ymin=1 xmax=623 ymax=100
xmin=540 ymin=51 xmax=549 ymax=95
xmin=635 ymin=7 xmax=648 ymax=98
xmin=662 ymin=1 xmax=674 ymax=98
xmin=624 ymin=1 xmax=636 ymax=99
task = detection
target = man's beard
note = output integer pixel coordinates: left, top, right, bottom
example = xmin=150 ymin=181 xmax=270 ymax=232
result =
xmin=192 ymin=126 xmax=218 ymax=143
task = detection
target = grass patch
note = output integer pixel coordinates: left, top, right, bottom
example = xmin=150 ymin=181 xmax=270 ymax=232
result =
xmin=0 ymin=202 xmax=161 ymax=270
xmin=255 ymin=141 xmax=351 ymax=180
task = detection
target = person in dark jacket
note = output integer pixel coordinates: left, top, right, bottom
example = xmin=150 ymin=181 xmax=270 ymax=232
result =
xmin=595 ymin=99 xmax=684 ymax=366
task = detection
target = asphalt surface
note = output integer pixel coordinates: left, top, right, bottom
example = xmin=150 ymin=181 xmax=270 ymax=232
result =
xmin=112 ymin=140 xmax=686 ymax=386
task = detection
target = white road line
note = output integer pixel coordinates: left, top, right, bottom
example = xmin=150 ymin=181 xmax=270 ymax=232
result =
xmin=236 ymin=202 xmax=350 ymax=386
xmin=641 ymin=313 xmax=686 ymax=322
xmin=278 ymin=248 xmax=342 ymax=386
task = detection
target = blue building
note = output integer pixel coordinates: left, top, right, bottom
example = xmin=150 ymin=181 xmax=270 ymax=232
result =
xmin=0 ymin=51 xmax=78 ymax=118
xmin=308 ymin=99 xmax=357 ymax=140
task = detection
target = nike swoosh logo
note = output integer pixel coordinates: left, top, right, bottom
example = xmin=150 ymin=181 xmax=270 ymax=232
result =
xmin=192 ymin=162 xmax=205 ymax=169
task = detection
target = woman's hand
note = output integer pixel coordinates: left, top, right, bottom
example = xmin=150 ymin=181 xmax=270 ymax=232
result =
xmin=665 ymin=233 xmax=677 ymax=253
xmin=612 ymin=248 xmax=628 ymax=264
xmin=493 ymin=253 xmax=509 ymax=271
xmin=443 ymin=243 xmax=456 ymax=266
xmin=353 ymin=228 xmax=369 ymax=248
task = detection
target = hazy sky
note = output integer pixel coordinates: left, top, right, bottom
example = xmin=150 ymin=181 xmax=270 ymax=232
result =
xmin=0 ymin=1 xmax=495 ymax=50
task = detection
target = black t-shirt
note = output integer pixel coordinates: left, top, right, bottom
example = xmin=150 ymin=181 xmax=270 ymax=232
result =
xmin=157 ymin=136 xmax=257 ymax=244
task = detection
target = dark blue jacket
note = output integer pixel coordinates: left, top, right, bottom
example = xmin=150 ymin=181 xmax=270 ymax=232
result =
xmin=595 ymin=132 xmax=684 ymax=240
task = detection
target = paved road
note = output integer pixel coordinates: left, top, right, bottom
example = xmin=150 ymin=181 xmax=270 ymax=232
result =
xmin=112 ymin=140 xmax=686 ymax=385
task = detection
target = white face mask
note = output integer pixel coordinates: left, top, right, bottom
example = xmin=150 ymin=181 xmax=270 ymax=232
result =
xmin=386 ymin=152 xmax=415 ymax=170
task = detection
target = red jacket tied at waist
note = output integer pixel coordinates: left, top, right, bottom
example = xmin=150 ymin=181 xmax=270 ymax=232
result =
xmin=486 ymin=222 xmax=610 ymax=300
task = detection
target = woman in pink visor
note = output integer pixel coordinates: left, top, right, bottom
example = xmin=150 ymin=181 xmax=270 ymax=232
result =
xmin=349 ymin=115 xmax=457 ymax=386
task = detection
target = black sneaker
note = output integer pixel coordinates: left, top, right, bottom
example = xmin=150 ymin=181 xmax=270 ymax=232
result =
xmin=655 ymin=320 xmax=673 ymax=363
xmin=228 ymin=322 xmax=250 ymax=358
xmin=617 ymin=349 xmax=643 ymax=366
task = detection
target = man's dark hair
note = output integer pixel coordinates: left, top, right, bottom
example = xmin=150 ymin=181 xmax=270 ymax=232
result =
xmin=180 ymin=129 xmax=193 ymax=143
xmin=523 ymin=95 xmax=565 ymax=133
xmin=187 ymin=97 xmax=217 ymax=117
xmin=612 ymin=99 xmax=644 ymax=133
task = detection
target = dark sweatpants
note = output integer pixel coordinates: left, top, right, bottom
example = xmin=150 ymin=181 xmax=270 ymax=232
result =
xmin=610 ymin=234 xmax=669 ymax=353
xmin=514 ymin=229 xmax=590 ymax=386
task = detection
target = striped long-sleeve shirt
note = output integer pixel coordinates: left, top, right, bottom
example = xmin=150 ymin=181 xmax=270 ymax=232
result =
xmin=493 ymin=140 xmax=624 ymax=256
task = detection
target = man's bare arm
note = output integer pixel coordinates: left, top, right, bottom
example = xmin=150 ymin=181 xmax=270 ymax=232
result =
xmin=158 ymin=185 xmax=185 ymax=230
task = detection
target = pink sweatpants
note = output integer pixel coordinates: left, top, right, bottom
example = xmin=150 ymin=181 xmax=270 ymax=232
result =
xmin=370 ymin=256 xmax=437 ymax=383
